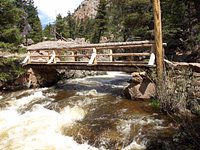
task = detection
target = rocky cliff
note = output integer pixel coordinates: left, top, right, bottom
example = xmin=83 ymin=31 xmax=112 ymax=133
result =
xmin=73 ymin=0 xmax=99 ymax=20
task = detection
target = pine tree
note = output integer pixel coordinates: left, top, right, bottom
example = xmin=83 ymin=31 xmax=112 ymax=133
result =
xmin=65 ymin=12 xmax=76 ymax=39
xmin=55 ymin=14 xmax=69 ymax=39
xmin=91 ymin=0 xmax=108 ymax=43
xmin=15 ymin=0 xmax=43 ymax=43
xmin=0 ymin=0 xmax=22 ymax=44
xmin=107 ymin=0 xmax=152 ymax=41
xmin=43 ymin=24 xmax=55 ymax=40
xmin=161 ymin=0 xmax=200 ymax=50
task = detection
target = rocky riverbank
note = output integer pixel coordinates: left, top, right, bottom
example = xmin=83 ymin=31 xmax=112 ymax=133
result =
xmin=0 ymin=57 xmax=106 ymax=92
xmin=123 ymin=61 xmax=200 ymax=116
xmin=160 ymin=61 xmax=200 ymax=116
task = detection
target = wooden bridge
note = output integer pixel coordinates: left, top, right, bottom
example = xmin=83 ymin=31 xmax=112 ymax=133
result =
xmin=22 ymin=41 xmax=165 ymax=73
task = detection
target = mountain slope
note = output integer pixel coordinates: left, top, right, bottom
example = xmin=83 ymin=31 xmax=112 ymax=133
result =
xmin=73 ymin=0 xmax=99 ymax=20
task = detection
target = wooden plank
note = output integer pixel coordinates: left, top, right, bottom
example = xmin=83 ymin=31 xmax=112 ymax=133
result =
xmin=27 ymin=62 xmax=152 ymax=66
xmin=28 ymin=44 xmax=153 ymax=51
xmin=30 ymin=56 xmax=50 ymax=57
xmin=27 ymin=41 xmax=154 ymax=50
xmin=48 ymin=53 xmax=150 ymax=58
xmin=27 ymin=41 xmax=167 ymax=51
xmin=24 ymin=64 xmax=155 ymax=72
xmin=97 ymin=53 xmax=150 ymax=57
xmin=56 ymin=61 xmax=148 ymax=64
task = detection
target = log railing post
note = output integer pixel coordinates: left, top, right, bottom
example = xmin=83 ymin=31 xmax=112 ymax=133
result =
xmin=88 ymin=48 xmax=97 ymax=65
xmin=93 ymin=48 xmax=97 ymax=64
xmin=53 ymin=50 xmax=56 ymax=63
xmin=47 ymin=50 xmax=56 ymax=64
xmin=71 ymin=51 xmax=75 ymax=62
xmin=28 ymin=51 xmax=32 ymax=63
xmin=22 ymin=51 xmax=30 ymax=64
xmin=109 ymin=49 xmax=113 ymax=62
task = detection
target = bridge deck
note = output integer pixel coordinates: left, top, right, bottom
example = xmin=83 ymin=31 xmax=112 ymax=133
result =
xmin=24 ymin=62 xmax=155 ymax=72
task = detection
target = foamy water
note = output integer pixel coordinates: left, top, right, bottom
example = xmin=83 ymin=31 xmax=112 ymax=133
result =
xmin=0 ymin=89 xmax=98 ymax=150
xmin=0 ymin=107 xmax=95 ymax=150
xmin=0 ymin=72 xmax=172 ymax=150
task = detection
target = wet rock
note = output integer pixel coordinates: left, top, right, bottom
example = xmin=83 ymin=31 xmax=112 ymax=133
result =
xmin=123 ymin=72 xmax=156 ymax=100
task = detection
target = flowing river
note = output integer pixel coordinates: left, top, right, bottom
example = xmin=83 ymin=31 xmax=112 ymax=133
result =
xmin=0 ymin=72 xmax=176 ymax=150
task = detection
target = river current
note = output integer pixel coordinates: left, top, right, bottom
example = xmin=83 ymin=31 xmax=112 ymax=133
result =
xmin=0 ymin=72 xmax=174 ymax=150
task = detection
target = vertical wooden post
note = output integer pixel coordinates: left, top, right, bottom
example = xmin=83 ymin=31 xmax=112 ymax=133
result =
xmin=53 ymin=50 xmax=56 ymax=63
xmin=109 ymin=49 xmax=113 ymax=62
xmin=71 ymin=51 xmax=75 ymax=62
xmin=28 ymin=51 xmax=31 ymax=63
xmin=93 ymin=48 xmax=97 ymax=64
xmin=153 ymin=0 xmax=165 ymax=83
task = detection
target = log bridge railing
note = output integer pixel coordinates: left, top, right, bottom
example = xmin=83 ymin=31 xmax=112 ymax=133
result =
xmin=22 ymin=41 xmax=166 ymax=72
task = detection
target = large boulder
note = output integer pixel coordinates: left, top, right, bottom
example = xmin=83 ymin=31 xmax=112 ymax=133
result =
xmin=123 ymin=72 xmax=156 ymax=100
xmin=16 ymin=68 xmax=59 ymax=88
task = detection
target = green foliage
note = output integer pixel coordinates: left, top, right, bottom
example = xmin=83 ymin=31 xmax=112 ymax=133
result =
xmin=150 ymin=98 xmax=160 ymax=109
xmin=43 ymin=0 xmax=200 ymax=54
xmin=0 ymin=42 xmax=26 ymax=53
xmin=43 ymin=24 xmax=55 ymax=40
xmin=107 ymin=0 xmax=152 ymax=41
xmin=1 ymin=0 xmax=199 ymax=54
xmin=74 ymin=19 xmax=95 ymax=39
xmin=15 ymin=0 xmax=43 ymax=43
xmin=0 ymin=58 xmax=25 ymax=82
xmin=0 ymin=0 xmax=42 ymax=53
xmin=161 ymin=0 xmax=200 ymax=51
xmin=55 ymin=14 xmax=70 ymax=39
xmin=0 ymin=0 xmax=23 ymax=44
xmin=0 ymin=73 xmax=9 ymax=82
xmin=91 ymin=0 xmax=108 ymax=43
xmin=66 ymin=12 xmax=76 ymax=39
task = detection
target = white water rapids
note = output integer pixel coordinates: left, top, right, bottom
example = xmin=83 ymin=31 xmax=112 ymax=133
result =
xmin=0 ymin=72 xmax=172 ymax=150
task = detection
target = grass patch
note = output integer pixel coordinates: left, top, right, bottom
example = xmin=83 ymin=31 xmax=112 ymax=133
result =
xmin=150 ymin=97 xmax=160 ymax=109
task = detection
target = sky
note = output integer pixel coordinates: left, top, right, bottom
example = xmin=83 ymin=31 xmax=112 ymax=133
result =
xmin=33 ymin=0 xmax=84 ymax=27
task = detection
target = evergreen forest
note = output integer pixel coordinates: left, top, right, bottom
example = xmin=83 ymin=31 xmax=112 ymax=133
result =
xmin=1 ymin=0 xmax=200 ymax=61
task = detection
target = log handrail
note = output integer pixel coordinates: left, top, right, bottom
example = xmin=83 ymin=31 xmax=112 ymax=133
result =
xmin=28 ymin=53 xmax=151 ymax=58
xmin=27 ymin=41 xmax=167 ymax=51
